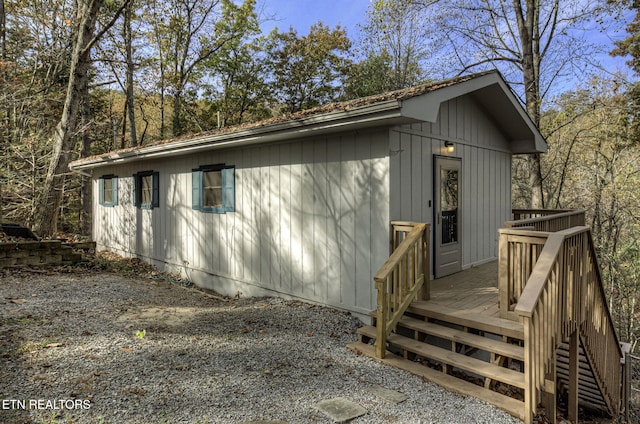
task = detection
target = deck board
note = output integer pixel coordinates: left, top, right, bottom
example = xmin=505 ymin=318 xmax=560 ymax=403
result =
xmin=430 ymin=261 xmax=499 ymax=318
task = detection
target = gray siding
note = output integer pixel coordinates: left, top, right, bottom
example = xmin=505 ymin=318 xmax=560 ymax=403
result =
xmin=93 ymin=93 xmax=515 ymax=314
xmin=389 ymin=95 xmax=512 ymax=269
xmin=93 ymin=129 xmax=390 ymax=315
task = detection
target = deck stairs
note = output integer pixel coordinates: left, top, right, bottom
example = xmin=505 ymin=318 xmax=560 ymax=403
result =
xmin=352 ymin=219 xmax=625 ymax=423
xmin=348 ymin=300 xmax=614 ymax=421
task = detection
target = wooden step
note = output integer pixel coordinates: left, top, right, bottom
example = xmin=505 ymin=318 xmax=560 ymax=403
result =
xmin=407 ymin=301 xmax=525 ymax=340
xmin=347 ymin=341 xmax=525 ymax=421
xmin=397 ymin=316 xmax=525 ymax=361
xmin=357 ymin=326 xmax=525 ymax=389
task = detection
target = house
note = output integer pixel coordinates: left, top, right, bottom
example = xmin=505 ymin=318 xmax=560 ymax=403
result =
xmin=69 ymin=70 xmax=545 ymax=317
xmin=69 ymin=71 xmax=628 ymax=423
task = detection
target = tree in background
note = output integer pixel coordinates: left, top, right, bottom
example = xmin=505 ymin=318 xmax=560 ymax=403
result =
xmin=343 ymin=51 xmax=397 ymax=99
xmin=204 ymin=37 xmax=271 ymax=127
xmin=202 ymin=2 xmax=270 ymax=127
xmin=31 ymin=0 xmax=132 ymax=236
xmin=540 ymin=77 xmax=640 ymax=349
xmin=610 ymin=0 xmax=640 ymax=137
xmin=422 ymin=0 xmax=610 ymax=209
xmin=347 ymin=0 xmax=430 ymax=97
xmin=96 ymin=0 xmax=143 ymax=148
xmin=0 ymin=0 xmax=77 ymax=224
xmin=265 ymin=22 xmax=351 ymax=114
xmin=145 ymin=0 xmax=257 ymax=137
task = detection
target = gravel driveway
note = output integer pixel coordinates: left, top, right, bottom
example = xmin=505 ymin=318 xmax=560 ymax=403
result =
xmin=0 ymin=266 xmax=522 ymax=424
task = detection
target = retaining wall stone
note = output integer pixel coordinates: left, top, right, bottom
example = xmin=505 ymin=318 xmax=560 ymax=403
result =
xmin=0 ymin=240 xmax=95 ymax=268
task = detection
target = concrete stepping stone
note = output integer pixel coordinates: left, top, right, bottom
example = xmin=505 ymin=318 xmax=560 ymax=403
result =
xmin=313 ymin=397 xmax=367 ymax=423
xmin=240 ymin=421 xmax=288 ymax=424
xmin=367 ymin=384 xmax=408 ymax=404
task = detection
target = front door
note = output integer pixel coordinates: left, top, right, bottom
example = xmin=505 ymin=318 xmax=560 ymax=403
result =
xmin=434 ymin=156 xmax=462 ymax=278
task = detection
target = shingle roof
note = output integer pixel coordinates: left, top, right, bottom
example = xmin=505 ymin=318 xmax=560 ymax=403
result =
xmin=72 ymin=71 xmax=494 ymax=166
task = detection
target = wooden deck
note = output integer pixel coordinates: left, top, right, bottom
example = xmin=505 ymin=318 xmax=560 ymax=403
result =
xmin=357 ymin=217 xmax=624 ymax=424
xmin=429 ymin=261 xmax=500 ymax=318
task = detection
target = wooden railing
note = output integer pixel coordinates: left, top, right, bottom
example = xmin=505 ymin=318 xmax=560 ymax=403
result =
xmin=498 ymin=228 xmax=550 ymax=319
xmin=499 ymin=208 xmax=587 ymax=319
xmin=514 ymin=227 xmax=623 ymax=424
xmin=374 ymin=222 xmax=430 ymax=358
xmin=506 ymin=209 xmax=586 ymax=232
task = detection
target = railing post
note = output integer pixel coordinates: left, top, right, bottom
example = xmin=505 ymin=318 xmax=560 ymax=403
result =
xmin=419 ymin=225 xmax=430 ymax=301
xmin=498 ymin=229 xmax=510 ymax=318
xmin=568 ymin=330 xmax=579 ymax=422
xmin=375 ymin=222 xmax=429 ymax=358
xmin=375 ymin=277 xmax=386 ymax=359
xmin=522 ymin=318 xmax=534 ymax=424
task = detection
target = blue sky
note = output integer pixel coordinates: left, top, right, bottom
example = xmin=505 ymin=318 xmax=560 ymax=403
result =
xmin=259 ymin=0 xmax=634 ymax=85
xmin=260 ymin=0 xmax=369 ymax=35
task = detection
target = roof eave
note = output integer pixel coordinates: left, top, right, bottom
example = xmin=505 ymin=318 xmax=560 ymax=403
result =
xmin=510 ymin=136 xmax=549 ymax=154
xmin=70 ymin=100 xmax=410 ymax=171
xmin=401 ymin=71 xmax=548 ymax=155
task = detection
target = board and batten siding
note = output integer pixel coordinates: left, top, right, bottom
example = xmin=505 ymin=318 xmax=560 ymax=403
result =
xmin=389 ymin=94 xmax=512 ymax=270
xmin=92 ymin=129 xmax=390 ymax=315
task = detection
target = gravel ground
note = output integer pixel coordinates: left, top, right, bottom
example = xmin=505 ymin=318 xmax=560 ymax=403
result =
xmin=0 ymin=266 xmax=524 ymax=424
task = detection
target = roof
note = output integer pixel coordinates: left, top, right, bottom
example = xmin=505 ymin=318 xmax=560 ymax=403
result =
xmin=70 ymin=71 xmax=547 ymax=171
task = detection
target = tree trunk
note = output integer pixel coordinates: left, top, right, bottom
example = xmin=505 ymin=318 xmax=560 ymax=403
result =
xmin=0 ymin=0 xmax=7 ymax=220
xmin=514 ymin=0 xmax=545 ymax=208
xmin=124 ymin=1 xmax=137 ymax=146
xmin=172 ymin=92 xmax=183 ymax=137
xmin=31 ymin=0 xmax=103 ymax=236
xmin=80 ymin=68 xmax=92 ymax=236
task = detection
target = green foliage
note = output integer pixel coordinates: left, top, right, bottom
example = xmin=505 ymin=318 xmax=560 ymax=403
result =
xmin=354 ymin=0 xmax=429 ymax=93
xmin=536 ymin=77 xmax=640 ymax=349
xmin=137 ymin=0 xmax=259 ymax=137
xmin=343 ymin=52 xmax=395 ymax=99
xmin=610 ymin=1 xmax=640 ymax=75
xmin=265 ymin=22 xmax=352 ymax=113
xmin=610 ymin=1 xmax=640 ymax=140
xmin=202 ymin=1 xmax=272 ymax=126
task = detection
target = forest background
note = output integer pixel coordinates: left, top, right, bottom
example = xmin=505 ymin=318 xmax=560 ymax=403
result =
xmin=1 ymin=0 xmax=639 ymax=351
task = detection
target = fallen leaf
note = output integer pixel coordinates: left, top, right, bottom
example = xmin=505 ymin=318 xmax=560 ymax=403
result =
xmin=240 ymin=328 xmax=250 ymax=333
xmin=9 ymin=298 xmax=25 ymax=305
xmin=45 ymin=342 xmax=64 ymax=348
xmin=258 ymin=329 xmax=266 ymax=334
xmin=121 ymin=347 xmax=133 ymax=353
xmin=127 ymin=387 xmax=146 ymax=396
xmin=306 ymin=332 xmax=313 ymax=337
xmin=8 ymin=308 xmax=20 ymax=313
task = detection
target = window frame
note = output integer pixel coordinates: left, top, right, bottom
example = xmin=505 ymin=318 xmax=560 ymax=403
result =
xmin=132 ymin=171 xmax=159 ymax=209
xmin=192 ymin=164 xmax=235 ymax=214
xmin=99 ymin=175 xmax=118 ymax=207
